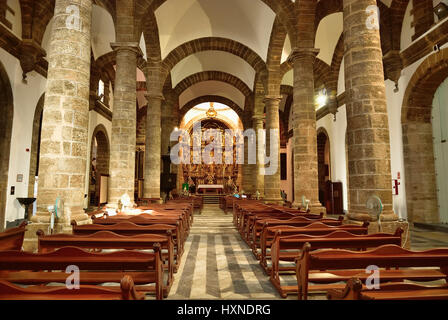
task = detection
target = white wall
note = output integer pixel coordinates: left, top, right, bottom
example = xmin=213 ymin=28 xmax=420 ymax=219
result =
xmin=83 ymin=111 xmax=112 ymax=208
xmin=317 ymin=108 xmax=349 ymax=212
xmin=0 ymin=48 xmax=47 ymax=225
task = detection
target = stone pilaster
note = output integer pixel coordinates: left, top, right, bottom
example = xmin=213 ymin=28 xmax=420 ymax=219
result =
xmin=288 ymin=48 xmax=324 ymax=213
xmin=253 ymin=114 xmax=265 ymax=198
xmin=343 ymin=0 xmax=397 ymax=225
xmin=263 ymin=96 xmax=282 ymax=203
xmin=143 ymin=93 xmax=163 ymax=199
xmin=241 ymin=116 xmax=255 ymax=195
xmin=161 ymin=92 xmax=177 ymax=156
xmin=27 ymin=0 xmax=92 ymax=249
xmin=108 ymin=43 xmax=141 ymax=207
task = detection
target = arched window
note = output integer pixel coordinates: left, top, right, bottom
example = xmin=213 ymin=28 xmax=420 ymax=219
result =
xmin=98 ymin=79 xmax=105 ymax=102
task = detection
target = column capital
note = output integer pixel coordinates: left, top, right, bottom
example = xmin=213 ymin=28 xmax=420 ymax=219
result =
xmin=287 ymin=47 xmax=320 ymax=65
xmin=263 ymin=95 xmax=283 ymax=105
xmin=252 ymin=114 xmax=265 ymax=121
xmin=145 ymin=93 xmax=165 ymax=101
xmin=111 ymin=42 xmax=143 ymax=57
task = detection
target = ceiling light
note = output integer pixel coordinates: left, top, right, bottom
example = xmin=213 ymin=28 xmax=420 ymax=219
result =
xmin=206 ymin=102 xmax=218 ymax=118
xmin=316 ymin=88 xmax=328 ymax=109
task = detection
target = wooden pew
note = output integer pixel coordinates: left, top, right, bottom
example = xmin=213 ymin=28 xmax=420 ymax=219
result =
xmin=167 ymin=197 xmax=202 ymax=213
xmin=143 ymin=202 xmax=194 ymax=226
xmin=244 ymin=212 xmax=324 ymax=245
xmin=92 ymin=213 xmax=187 ymax=243
xmin=269 ymin=228 xmax=403 ymax=297
xmin=37 ymin=230 xmax=175 ymax=297
xmin=0 ymin=221 xmax=27 ymax=251
xmin=130 ymin=208 xmax=191 ymax=231
xmin=327 ymin=278 xmax=448 ymax=300
xmin=296 ymin=243 xmax=448 ymax=300
xmin=0 ymin=275 xmax=145 ymax=300
xmin=71 ymin=221 xmax=183 ymax=269
xmin=0 ymin=245 xmax=164 ymax=300
xmin=249 ymin=215 xmax=340 ymax=255
xmin=235 ymin=202 xmax=318 ymax=238
xmin=260 ymin=222 xmax=370 ymax=273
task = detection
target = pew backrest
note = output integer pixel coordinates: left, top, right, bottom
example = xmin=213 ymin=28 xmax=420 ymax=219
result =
xmin=0 ymin=221 xmax=27 ymax=251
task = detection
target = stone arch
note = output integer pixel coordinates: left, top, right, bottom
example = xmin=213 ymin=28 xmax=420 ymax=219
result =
xmin=315 ymin=0 xmax=342 ymax=31
xmin=161 ymin=37 xmax=267 ymax=84
xmin=140 ymin=10 xmax=162 ymax=62
xmin=179 ymin=95 xmax=244 ymax=120
xmin=136 ymin=0 xmax=297 ymax=47
xmin=0 ymin=61 xmax=13 ymax=231
xmin=390 ymin=0 xmax=410 ymax=51
xmin=281 ymin=85 xmax=293 ymax=133
xmin=95 ymin=51 xmax=148 ymax=87
xmin=265 ymin=17 xmax=288 ymax=96
xmin=88 ymin=124 xmax=110 ymax=207
xmin=174 ymin=71 xmax=252 ymax=98
xmin=28 ymin=93 xmax=45 ymax=198
xmin=402 ymin=48 xmax=448 ymax=223
xmin=317 ymin=127 xmax=331 ymax=207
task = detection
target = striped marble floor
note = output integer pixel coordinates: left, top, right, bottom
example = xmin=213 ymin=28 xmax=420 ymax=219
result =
xmin=166 ymin=205 xmax=448 ymax=300
xmin=167 ymin=205 xmax=300 ymax=300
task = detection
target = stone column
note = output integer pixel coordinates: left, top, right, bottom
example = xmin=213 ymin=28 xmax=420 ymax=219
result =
xmin=143 ymin=93 xmax=163 ymax=200
xmin=29 ymin=0 xmax=92 ymax=243
xmin=263 ymin=96 xmax=283 ymax=203
xmin=253 ymin=114 xmax=265 ymax=197
xmin=343 ymin=0 xmax=399 ymax=228
xmin=107 ymin=43 xmax=141 ymax=207
xmin=288 ymin=48 xmax=325 ymax=213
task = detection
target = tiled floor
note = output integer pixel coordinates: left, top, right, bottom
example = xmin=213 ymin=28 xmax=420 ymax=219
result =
xmin=165 ymin=205 xmax=448 ymax=300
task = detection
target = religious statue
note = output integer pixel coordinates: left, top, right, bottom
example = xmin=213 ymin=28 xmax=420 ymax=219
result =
xmin=206 ymin=172 xmax=215 ymax=185
xmin=182 ymin=180 xmax=189 ymax=196
xmin=225 ymin=176 xmax=235 ymax=194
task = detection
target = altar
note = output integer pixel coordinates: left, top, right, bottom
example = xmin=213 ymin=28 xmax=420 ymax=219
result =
xmin=197 ymin=184 xmax=224 ymax=194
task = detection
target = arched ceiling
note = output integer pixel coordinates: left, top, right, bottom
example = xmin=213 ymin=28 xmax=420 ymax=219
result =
xmin=181 ymin=102 xmax=243 ymax=131
xmin=91 ymin=5 xmax=116 ymax=60
xmin=315 ymin=13 xmax=343 ymax=66
xmin=281 ymin=12 xmax=343 ymax=67
xmin=170 ymin=51 xmax=256 ymax=90
xmin=179 ymin=81 xmax=246 ymax=110
xmin=29 ymin=0 xmax=416 ymax=121
xmin=154 ymin=0 xmax=276 ymax=61
xmin=281 ymin=34 xmax=291 ymax=64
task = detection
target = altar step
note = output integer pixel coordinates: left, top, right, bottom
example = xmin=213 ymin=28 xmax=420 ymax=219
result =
xmin=201 ymin=195 xmax=221 ymax=204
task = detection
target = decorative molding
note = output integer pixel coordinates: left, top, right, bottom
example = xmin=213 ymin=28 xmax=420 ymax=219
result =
xmin=401 ymin=19 xmax=448 ymax=69
xmin=91 ymin=100 xmax=112 ymax=121
xmin=110 ymin=42 xmax=143 ymax=58
xmin=287 ymin=47 xmax=320 ymax=65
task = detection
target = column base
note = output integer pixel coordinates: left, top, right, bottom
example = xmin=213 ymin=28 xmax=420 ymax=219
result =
xmin=344 ymin=211 xmax=410 ymax=249
xmin=292 ymin=202 xmax=327 ymax=216
xmin=25 ymin=212 xmax=90 ymax=252
xmin=309 ymin=203 xmax=327 ymax=216
xmin=263 ymin=197 xmax=284 ymax=205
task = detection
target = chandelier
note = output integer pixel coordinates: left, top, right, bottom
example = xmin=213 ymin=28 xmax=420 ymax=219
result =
xmin=206 ymin=102 xmax=218 ymax=118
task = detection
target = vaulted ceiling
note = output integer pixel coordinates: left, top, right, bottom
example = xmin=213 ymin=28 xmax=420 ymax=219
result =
xmin=13 ymin=0 xmax=416 ymax=117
